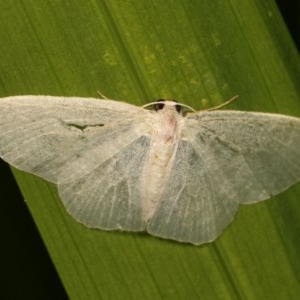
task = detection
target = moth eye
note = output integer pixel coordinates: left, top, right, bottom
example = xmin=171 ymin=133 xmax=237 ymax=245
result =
xmin=175 ymin=104 xmax=182 ymax=113
xmin=154 ymin=102 xmax=165 ymax=111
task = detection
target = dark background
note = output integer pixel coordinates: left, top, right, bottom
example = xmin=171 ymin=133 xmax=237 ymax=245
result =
xmin=1 ymin=2 xmax=299 ymax=299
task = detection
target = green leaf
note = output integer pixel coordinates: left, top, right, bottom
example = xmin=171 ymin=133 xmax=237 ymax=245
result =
xmin=1 ymin=1 xmax=300 ymax=299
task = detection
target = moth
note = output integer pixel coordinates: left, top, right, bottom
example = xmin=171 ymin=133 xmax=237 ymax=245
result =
xmin=1 ymin=95 xmax=300 ymax=245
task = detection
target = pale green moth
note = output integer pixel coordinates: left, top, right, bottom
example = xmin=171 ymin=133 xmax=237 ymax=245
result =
xmin=1 ymin=95 xmax=300 ymax=245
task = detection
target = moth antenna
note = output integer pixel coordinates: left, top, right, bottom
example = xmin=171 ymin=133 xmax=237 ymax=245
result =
xmin=204 ymin=95 xmax=238 ymax=111
xmin=97 ymin=91 xmax=110 ymax=99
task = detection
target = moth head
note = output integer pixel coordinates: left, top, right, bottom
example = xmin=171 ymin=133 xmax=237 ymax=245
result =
xmin=142 ymin=99 xmax=195 ymax=116
xmin=153 ymin=99 xmax=182 ymax=113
